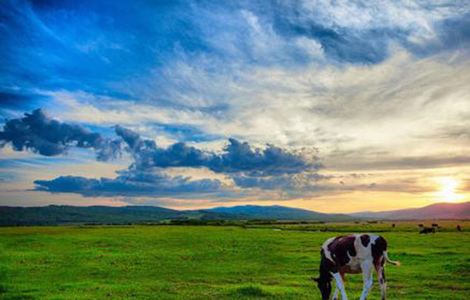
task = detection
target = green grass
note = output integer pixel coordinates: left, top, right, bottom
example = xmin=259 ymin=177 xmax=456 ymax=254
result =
xmin=0 ymin=224 xmax=469 ymax=299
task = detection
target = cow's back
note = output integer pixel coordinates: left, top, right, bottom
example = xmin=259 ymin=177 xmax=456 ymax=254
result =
xmin=322 ymin=234 xmax=385 ymax=267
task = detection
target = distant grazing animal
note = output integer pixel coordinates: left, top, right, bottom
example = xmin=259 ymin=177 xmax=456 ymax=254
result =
xmin=391 ymin=223 xmax=395 ymax=228
xmin=419 ymin=227 xmax=435 ymax=234
xmin=418 ymin=224 xmax=424 ymax=227
xmin=431 ymin=223 xmax=439 ymax=228
xmin=457 ymin=225 xmax=462 ymax=232
xmin=314 ymin=234 xmax=400 ymax=300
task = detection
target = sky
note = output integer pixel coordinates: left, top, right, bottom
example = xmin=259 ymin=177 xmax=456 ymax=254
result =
xmin=1 ymin=0 xmax=469 ymax=213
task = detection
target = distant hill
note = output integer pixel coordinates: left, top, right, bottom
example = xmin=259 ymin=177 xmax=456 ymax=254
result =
xmin=349 ymin=202 xmax=470 ymax=220
xmin=0 ymin=205 xmax=230 ymax=226
xmin=3 ymin=202 xmax=466 ymax=226
xmin=207 ymin=205 xmax=354 ymax=221
xmin=0 ymin=204 xmax=354 ymax=226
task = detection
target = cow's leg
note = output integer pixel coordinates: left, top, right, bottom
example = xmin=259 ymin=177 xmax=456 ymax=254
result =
xmin=332 ymin=272 xmax=345 ymax=300
xmin=332 ymin=272 xmax=348 ymax=300
xmin=376 ymin=265 xmax=387 ymax=300
xmin=359 ymin=261 xmax=373 ymax=300
xmin=332 ymin=286 xmax=339 ymax=300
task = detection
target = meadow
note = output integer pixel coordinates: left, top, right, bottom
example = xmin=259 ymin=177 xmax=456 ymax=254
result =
xmin=0 ymin=222 xmax=469 ymax=299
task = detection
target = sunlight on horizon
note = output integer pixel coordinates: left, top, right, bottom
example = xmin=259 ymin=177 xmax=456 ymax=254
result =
xmin=435 ymin=177 xmax=465 ymax=203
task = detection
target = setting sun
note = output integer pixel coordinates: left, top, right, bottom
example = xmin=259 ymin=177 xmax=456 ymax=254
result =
xmin=435 ymin=177 xmax=465 ymax=203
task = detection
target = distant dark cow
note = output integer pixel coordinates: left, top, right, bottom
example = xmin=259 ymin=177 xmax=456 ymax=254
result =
xmin=314 ymin=234 xmax=400 ymax=300
xmin=457 ymin=225 xmax=462 ymax=232
xmin=431 ymin=223 xmax=439 ymax=228
xmin=419 ymin=227 xmax=435 ymax=234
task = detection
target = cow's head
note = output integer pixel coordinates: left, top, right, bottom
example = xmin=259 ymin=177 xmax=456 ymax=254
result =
xmin=313 ymin=276 xmax=332 ymax=300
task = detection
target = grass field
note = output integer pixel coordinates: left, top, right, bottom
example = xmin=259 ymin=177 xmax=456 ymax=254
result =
xmin=1 ymin=222 xmax=469 ymax=299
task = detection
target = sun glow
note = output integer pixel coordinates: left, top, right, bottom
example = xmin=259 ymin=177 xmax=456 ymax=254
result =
xmin=435 ymin=177 xmax=465 ymax=203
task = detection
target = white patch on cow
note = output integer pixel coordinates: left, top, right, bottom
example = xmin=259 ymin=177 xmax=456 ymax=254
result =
xmin=369 ymin=235 xmax=380 ymax=248
xmin=345 ymin=234 xmax=372 ymax=273
xmin=321 ymin=236 xmax=337 ymax=262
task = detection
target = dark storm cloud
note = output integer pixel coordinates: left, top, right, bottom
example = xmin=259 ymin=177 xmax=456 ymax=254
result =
xmin=116 ymin=126 xmax=320 ymax=176
xmin=0 ymin=109 xmax=121 ymax=160
xmin=34 ymin=168 xmax=222 ymax=197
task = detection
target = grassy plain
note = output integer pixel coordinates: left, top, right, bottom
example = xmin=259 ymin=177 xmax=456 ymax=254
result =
xmin=0 ymin=221 xmax=469 ymax=299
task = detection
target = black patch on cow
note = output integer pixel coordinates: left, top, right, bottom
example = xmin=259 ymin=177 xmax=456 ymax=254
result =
xmin=419 ymin=227 xmax=435 ymax=234
xmin=371 ymin=236 xmax=387 ymax=266
xmin=327 ymin=235 xmax=357 ymax=267
xmin=360 ymin=234 xmax=370 ymax=247
xmin=319 ymin=249 xmax=337 ymax=276
xmin=316 ymin=249 xmax=334 ymax=300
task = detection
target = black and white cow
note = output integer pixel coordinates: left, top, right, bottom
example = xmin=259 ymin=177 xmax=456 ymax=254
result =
xmin=313 ymin=234 xmax=400 ymax=300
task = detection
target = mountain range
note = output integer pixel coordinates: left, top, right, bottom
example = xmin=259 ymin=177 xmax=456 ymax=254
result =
xmin=1 ymin=201 xmax=468 ymax=226
xmin=350 ymin=201 xmax=470 ymax=220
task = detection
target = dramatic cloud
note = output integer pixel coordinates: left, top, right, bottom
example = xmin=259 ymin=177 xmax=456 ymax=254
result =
xmin=34 ymin=168 xmax=223 ymax=197
xmin=210 ymin=138 xmax=321 ymax=176
xmin=1 ymin=1 xmax=469 ymax=208
xmin=115 ymin=125 xmax=210 ymax=170
xmin=116 ymin=126 xmax=320 ymax=176
xmin=0 ymin=110 xmax=320 ymax=198
xmin=1 ymin=109 xmax=322 ymax=197
xmin=271 ymin=0 xmax=470 ymax=63
xmin=0 ymin=109 xmax=121 ymax=160
xmin=233 ymin=173 xmax=327 ymax=190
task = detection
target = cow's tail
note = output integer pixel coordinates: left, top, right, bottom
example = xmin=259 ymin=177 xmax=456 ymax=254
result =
xmin=384 ymin=251 xmax=401 ymax=266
